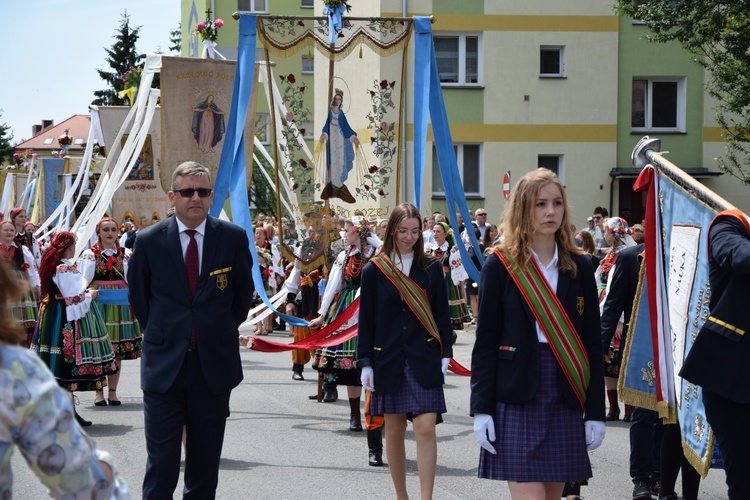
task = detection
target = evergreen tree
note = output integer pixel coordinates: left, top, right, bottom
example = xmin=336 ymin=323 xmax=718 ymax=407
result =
xmin=170 ymin=23 xmax=182 ymax=54
xmin=93 ymin=11 xmax=143 ymax=106
xmin=0 ymin=110 xmax=14 ymax=166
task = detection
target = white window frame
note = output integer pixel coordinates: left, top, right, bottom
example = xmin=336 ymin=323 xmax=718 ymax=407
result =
xmin=255 ymin=113 xmax=271 ymax=146
xmin=433 ymin=32 xmax=483 ymax=87
xmin=237 ymin=0 xmax=268 ymax=14
xmin=431 ymin=143 xmax=484 ymax=198
xmin=301 ymin=53 xmax=314 ymax=74
xmin=539 ymin=45 xmax=566 ymax=78
xmin=537 ymin=154 xmax=566 ymax=185
xmin=631 ymin=77 xmax=686 ymax=133
xmin=43 ymin=137 xmax=54 ymax=145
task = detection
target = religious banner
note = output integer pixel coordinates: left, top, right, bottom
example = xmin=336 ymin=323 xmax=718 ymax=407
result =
xmin=98 ymin=106 xmax=169 ymax=228
xmin=161 ymin=56 xmax=256 ymax=194
xmin=257 ymin=15 xmax=411 ymax=266
xmin=622 ymin=163 xmax=722 ymax=476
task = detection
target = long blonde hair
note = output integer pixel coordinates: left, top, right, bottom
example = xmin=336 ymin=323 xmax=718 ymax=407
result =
xmin=0 ymin=261 xmax=25 ymax=345
xmin=494 ymin=168 xmax=580 ymax=278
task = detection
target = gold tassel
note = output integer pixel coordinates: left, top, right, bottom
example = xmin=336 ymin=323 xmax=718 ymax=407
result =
xmin=359 ymin=45 xmax=363 ymax=58
xmin=308 ymin=46 xmax=312 ymax=61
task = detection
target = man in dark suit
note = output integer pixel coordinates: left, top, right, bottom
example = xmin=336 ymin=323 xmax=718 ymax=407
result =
xmin=601 ymin=243 xmax=664 ymax=500
xmin=128 ymin=161 xmax=254 ymax=499
xmin=681 ymin=211 xmax=750 ymax=499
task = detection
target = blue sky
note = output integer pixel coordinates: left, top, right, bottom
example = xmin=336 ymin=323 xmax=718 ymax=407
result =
xmin=1 ymin=0 xmax=180 ymax=143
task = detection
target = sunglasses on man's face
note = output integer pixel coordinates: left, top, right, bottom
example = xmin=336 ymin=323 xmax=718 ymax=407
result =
xmin=174 ymin=188 xmax=212 ymax=198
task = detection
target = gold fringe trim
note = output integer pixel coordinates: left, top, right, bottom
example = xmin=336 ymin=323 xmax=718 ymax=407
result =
xmin=313 ymin=139 xmax=326 ymax=187
xmin=259 ymin=31 xmax=411 ymax=62
xmin=681 ymin=431 xmax=714 ymax=478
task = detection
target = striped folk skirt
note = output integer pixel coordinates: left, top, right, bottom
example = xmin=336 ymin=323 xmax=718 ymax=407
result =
xmin=370 ymin=360 xmax=446 ymax=419
xmin=30 ymin=296 xmax=118 ymax=392
xmin=312 ymin=284 xmax=360 ymax=386
xmin=447 ymin=277 xmax=471 ymax=330
xmin=478 ymin=345 xmax=592 ymax=483
xmin=90 ymin=280 xmax=142 ymax=359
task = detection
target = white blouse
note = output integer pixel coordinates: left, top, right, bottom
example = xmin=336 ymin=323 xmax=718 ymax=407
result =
xmin=52 ymin=259 xmax=93 ymax=321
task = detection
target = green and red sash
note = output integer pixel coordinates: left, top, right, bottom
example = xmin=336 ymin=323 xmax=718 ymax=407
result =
xmin=495 ymin=249 xmax=590 ymax=409
xmin=370 ymin=254 xmax=443 ymax=356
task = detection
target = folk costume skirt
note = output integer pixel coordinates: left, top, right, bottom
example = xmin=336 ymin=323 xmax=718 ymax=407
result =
xmin=31 ymin=296 xmax=118 ymax=392
xmin=312 ymin=283 xmax=360 ymax=386
xmin=91 ymin=280 xmax=142 ymax=360
xmin=370 ymin=359 xmax=446 ymax=420
xmin=478 ymin=344 xmax=591 ymax=483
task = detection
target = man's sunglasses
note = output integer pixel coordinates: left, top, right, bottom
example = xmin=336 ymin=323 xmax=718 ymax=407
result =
xmin=174 ymin=188 xmax=212 ymax=198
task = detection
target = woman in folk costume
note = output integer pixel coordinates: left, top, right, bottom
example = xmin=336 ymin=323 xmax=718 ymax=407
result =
xmin=428 ymin=221 xmax=471 ymax=330
xmin=78 ymin=217 xmax=142 ymax=407
xmin=30 ymin=231 xmax=118 ymax=427
xmin=0 ymin=220 xmax=40 ymax=346
xmin=594 ymin=216 xmax=636 ymax=422
xmin=357 ymin=203 xmax=454 ymax=499
xmin=10 ymin=208 xmax=42 ymax=267
xmin=308 ymin=217 xmax=381 ymax=429
xmin=471 ymin=168 xmax=605 ymax=499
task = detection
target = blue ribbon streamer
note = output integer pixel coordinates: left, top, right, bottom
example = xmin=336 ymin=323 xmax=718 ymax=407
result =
xmin=413 ymin=17 xmax=483 ymax=282
xmin=24 ymin=179 xmax=37 ymax=214
xmin=210 ymin=14 xmax=306 ymax=327
xmin=323 ymin=5 xmax=346 ymax=44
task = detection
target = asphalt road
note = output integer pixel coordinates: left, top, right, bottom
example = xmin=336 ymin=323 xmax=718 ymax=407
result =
xmin=11 ymin=325 xmax=730 ymax=499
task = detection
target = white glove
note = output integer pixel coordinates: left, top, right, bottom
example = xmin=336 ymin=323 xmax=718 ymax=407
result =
xmin=441 ymin=358 xmax=450 ymax=380
xmin=360 ymin=366 xmax=374 ymax=392
xmin=584 ymin=420 xmax=606 ymax=451
xmin=473 ymin=413 xmax=497 ymax=454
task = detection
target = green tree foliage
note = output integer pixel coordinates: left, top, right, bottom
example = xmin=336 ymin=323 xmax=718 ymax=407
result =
xmin=249 ymin=147 xmax=280 ymax=220
xmin=0 ymin=110 xmax=14 ymax=166
xmin=616 ymin=1 xmax=750 ymax=182
xmin=170 ymin=23 xmax=182 ymax=54
xmin=93 ymin=11 xmax=143 ymax=106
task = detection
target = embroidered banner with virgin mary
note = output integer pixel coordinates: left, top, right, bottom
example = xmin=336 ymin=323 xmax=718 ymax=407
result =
xmin=256 ymin=15 xmax=411 ymax=270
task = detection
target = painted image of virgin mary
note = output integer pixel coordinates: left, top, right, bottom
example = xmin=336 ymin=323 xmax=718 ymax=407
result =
xmin=192 ymin=94 xmax=226 ymax=153
xmin=320 ymin=89 xmax=359 ymax=204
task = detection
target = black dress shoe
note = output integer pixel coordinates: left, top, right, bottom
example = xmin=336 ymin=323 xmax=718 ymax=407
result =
xmin=349 ymin=417 xmax=363 ymax=432
xmin=606 ymin=411 xmax=620 ymax=421
xmin=632 ymin=479 xmax=653 ymax=500
xmin=309 ymin=393 xmax=321 ymax=400
xmin=94 ymin=399 xmax=107 ymax=407
xmin=75 ymin=411 xmax=92 ymax=427
xmin=292 ymin=372 xmax=304 ymax=381
xmin=368 ymin=449 xmax=384 ymax=466
xmin=108 ymin=398 xmax=122 ymax=406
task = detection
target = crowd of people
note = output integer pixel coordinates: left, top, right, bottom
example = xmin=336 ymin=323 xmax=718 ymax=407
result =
xmin=1 ymin=164 xmax=747 ymax=499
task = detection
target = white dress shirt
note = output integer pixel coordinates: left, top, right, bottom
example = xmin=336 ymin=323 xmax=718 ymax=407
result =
xmin=530 ymin=245 xmax=559 ymax=344
xmin=176 ymin=218 xmax=207 ymax=274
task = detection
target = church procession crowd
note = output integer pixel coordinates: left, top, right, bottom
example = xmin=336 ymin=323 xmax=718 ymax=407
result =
xmin=2 ymin=164 xmax=750 ymax=500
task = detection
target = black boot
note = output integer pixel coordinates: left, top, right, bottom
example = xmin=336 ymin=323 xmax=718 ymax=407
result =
xmin=292 ymin=364 xmax=304 ymax=381
xmin=323 ymin=382 xmax=338 ymax=403
xmin=367 ymin=428 xmax=384 ymax=466
xmin=349 ymin=397 xmax=362 ymax=431
xmin=606 ymin=389 xmax=620 ymax=421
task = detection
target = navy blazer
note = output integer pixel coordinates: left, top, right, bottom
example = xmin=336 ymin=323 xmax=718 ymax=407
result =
xmin=470 ymin=251 xmax=605 ymax=421
xmin=681 ymin=216 xmax=750 ymax=403
xmin=357 ymin=257 xmax=454 ymax=395
xmin=127 ymin=215 xmax=254 ymax=395
xmin=601 ymin=243 xmax=645 ymax=354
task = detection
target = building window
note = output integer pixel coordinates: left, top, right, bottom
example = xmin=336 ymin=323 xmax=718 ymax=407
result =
xmin=538 ymin=154 xmax=565 ymax=184
xmin=434 ymin=33 xmax=481 ymax=86
xmin=301 ymin=0 xmax=314 ymax=7
xmin=255 ymin=113 xmax=270 ymax=146
xmin=540 ymin=46 xmax=566 ymax=78
xmin=43 ymin=137 xmax=54 ymax=145
xmin=237 ymin=0 xmax=268 ymax=13
xmin=74 ymin=138 xmax=84 ymax=145
xmin=432 ymin=144 xmax=482 ymax=197
xmin=301 ymin=53 xmax=314 ymax=74
xmin=631 ymin=77 xmax=686 ymax=132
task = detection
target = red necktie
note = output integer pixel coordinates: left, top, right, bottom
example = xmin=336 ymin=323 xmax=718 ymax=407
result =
xmin=185 ymin=229 xmax=199 ymax=344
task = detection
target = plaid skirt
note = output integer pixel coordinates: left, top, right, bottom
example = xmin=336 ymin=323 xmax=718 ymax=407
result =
xmin=370 ymin=360 xmax=446 ymax=419
xmin=478 ymin=345 xmax=592 ymax=483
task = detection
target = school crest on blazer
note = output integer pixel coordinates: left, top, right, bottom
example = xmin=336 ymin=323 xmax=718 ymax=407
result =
xmin=210 ymin=267 xmax=232 ymax=291
xmin=577 ymin=296 xmax=584 ymax=315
